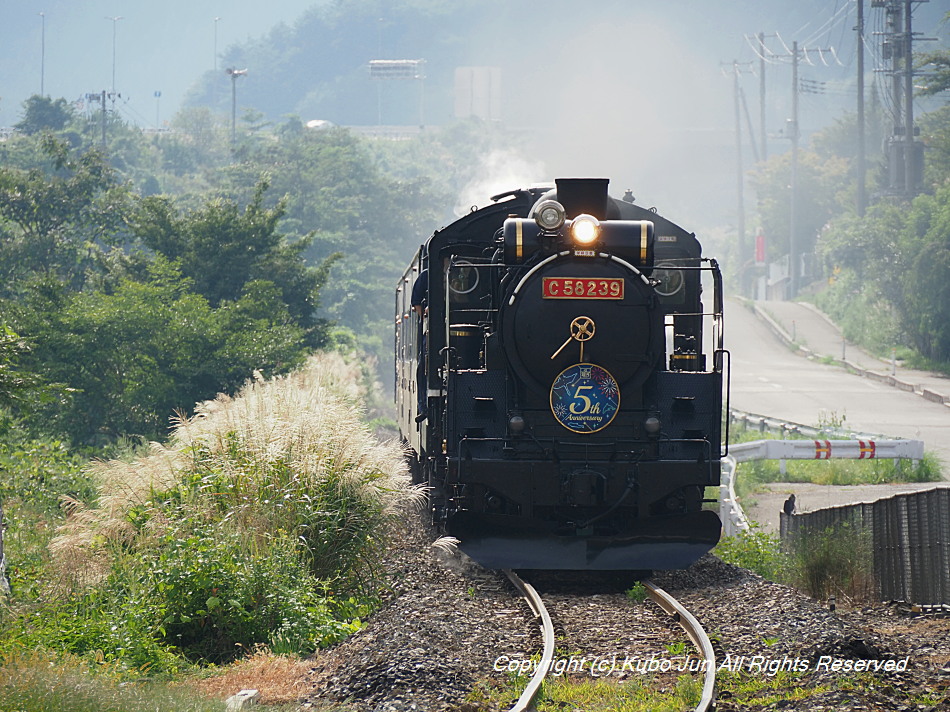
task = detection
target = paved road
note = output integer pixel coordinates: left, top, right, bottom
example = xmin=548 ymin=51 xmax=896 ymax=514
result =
xmin=724 ymin=298 xmax=950 ymax=530
xmin=753 ymin=300 xmax=950 ymax=404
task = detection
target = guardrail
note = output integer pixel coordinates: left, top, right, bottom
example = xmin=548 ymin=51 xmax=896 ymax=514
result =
xmin=720 ymin=456 xmax=750 ymax=537
xmin=729 ymin=407 xmax=883 ymax=441
xmin=730 ymin=438 xmax=924 ymax=464
xmin=719 ymin=415 xmax=926 ymax=539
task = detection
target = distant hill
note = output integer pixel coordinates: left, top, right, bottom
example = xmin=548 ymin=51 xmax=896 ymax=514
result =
xmin=184 ymin=1 xmax=481 ymax=127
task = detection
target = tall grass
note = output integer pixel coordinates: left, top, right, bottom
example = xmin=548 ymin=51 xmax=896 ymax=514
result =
xmin=2 ymin=352 xmax=422 ymax=670
xmin=0 ymin=651 xmax=223 ymax=712
xmin=785 ymin=522 xmax=875 ymax=602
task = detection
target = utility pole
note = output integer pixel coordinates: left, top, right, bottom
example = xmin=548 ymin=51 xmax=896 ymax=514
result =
xmin=83 ymin=90 xmax=110 ymax=148
xmin=39 ymin=12 xmax=46 ymax=97
xmin=733 ymin=61 xmax=746 ymax=285
xmin=790 ymin=40 xmax=800 ymax=299
xmin=903 ymin=0 xmax=914 ymax=196
xmin=100 ymin=90 xmax=107 ymax=148
xmin=856 ymin=0 xmax=867 ymax=216
xmin=877 ymin=0 xmax=932 ymax=198
xmin=105 ymin=16 xmax=123 ymax=106
xmin=758 ymin=32 xmax=767 ymax=162
xmin=723 ymin=59 xmax=756 ymax=293
xmin=755 ymin=35 xmax=836 ymax=299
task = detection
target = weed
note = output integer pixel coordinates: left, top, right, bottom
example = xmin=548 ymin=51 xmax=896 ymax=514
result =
xmin=666 ymin=641 xmax=687 ymax=656
xmin=0 ymin=651 xmax=220 ymax=712
xmin=786 ymin=522 xmax=875 ymax=602
xmin=625 ymin=582 xmax=647 ymax=603
xmin=466 ymin=672 xmax=703 ymax=711
xmin=716 ymin=669 xmax=828 ymax=706
xmin=714 ymin=526 xmax=786 ymax=581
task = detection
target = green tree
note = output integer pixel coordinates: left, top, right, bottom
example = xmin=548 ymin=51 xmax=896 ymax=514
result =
xmin=919 ymin=106 xmax=950 ymax=188
xmin=0 ymin=325 xmax=50 ymax=412
xmin=15 ymin=259 xmax=308 ymax=443
xmin=0 ymin=136 xmax=131 ymax=294
xmin=898 ymin=183 xmax=950 ymax=361
xmin=131 ymin=178 xmax=335 ymax=346
xmin=14 ymin=95 xmax=75 ymax=135
xmin=916 ymin=11 xmax=950 ymax=98
xmin=749 ymin=148 xmax=850 ymax=260
xmin=916 ymin=49 xmax=950 ymax=96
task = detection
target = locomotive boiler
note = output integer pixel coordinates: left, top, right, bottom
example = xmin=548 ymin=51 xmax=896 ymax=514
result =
xmin=395 ymin=178 xmax=727 ymax=570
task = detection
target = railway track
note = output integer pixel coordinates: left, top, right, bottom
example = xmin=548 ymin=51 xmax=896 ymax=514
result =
xmin=504 ymin=570 xmax=717 ymax=712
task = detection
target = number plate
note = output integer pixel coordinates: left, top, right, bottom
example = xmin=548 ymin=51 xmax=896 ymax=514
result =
xmin=542 ymin=277 xmax=624 ymax=300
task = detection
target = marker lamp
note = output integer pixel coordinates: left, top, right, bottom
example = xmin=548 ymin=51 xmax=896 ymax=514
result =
xmin=534 ymin=200 xmax=566 ymax=231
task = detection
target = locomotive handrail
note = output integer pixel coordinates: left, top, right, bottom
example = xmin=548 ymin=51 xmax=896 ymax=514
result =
xmin=720 ymin=348 xmax=731 ymax=456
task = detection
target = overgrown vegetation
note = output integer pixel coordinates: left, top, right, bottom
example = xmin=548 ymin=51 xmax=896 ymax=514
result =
xmin=0 ymin=652 xmax=225 ymax=712
xmin=716 ymin=521 xmax=875 ymax=603
xmin=0 ymin=354 xmax=419 ymax=676
xmin=786 ymin=522 xmax=875 ymax=601
xmin=718 ymin=417 xmax=936 ymax=600
xmin=714 ymin=526 xmax=787 ymax=582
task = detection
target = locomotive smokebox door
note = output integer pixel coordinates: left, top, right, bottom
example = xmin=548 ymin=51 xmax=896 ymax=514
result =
xmin=501 ymin=257 xmax=663 ymax=397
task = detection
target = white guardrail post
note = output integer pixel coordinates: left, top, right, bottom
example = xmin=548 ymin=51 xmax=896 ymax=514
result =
xmin=719 ymin=438 xmax=925 ymax=538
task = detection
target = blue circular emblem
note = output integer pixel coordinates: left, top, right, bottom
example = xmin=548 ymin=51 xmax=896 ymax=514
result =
xmin=550 ymin=363 xmax=620 ymax=433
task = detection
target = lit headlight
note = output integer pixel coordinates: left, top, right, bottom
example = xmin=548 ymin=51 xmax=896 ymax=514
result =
xmin=534 ymin=200 xmax=566 ymax=231
xmin=570 ymin=214 xmax=600 ymax=245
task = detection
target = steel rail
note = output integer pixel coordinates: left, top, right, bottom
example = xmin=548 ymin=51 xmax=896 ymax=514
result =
xmin=644 ymin=581 xmax=717 ymax=712
xmin=503 ymin=569 xmax=555 ymax=712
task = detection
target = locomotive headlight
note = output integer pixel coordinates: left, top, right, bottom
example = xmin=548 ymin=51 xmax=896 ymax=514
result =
xmin=534 ymin=200 xmax=566 ymax=232
xmin=570 ymin=214 xmax=601 ymax=245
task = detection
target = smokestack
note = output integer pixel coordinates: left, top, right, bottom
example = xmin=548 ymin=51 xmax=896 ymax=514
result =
xmin=555 ymin=178 xmax=609 ymax=219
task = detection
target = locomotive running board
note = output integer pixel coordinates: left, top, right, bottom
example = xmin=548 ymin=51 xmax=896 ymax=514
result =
xmin=449 ymin=510 xmax=722 ymax=571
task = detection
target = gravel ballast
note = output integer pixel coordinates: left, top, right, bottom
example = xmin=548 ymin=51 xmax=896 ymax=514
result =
xmin=301 ymin=511 xmax=950 ymax=711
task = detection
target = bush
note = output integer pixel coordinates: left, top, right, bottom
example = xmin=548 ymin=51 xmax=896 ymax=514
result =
xmin=786 ymin=522 xmax=874 ymax=602
xmin=715 ymin=527 xmax=786 ymax=581
xmin=144 ymin=528 xmax=366 ymax=662
xmin=2 ymin=352 xmax=420 ymax=672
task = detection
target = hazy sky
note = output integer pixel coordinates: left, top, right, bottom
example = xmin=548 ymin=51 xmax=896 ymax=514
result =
xmin=0 ymin=1 xmax=946 ymax=229
xmin=0 ymin=0 xmax=324 ymax=128
xmin=1 ymin=1 xmax=946 ymax=132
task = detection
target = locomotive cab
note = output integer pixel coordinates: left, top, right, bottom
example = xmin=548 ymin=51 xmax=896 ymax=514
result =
xmin=396 ymin=178 xmax=727 ymax=570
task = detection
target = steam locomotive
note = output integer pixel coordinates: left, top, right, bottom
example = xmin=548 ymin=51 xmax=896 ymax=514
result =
xmin=395 ymin=178 xmax=727 ymax=570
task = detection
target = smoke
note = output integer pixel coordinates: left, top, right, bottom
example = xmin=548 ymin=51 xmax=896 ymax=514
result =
xmin=454 ymin=149 xmax=548 ymax=217
xmin=457 ymin=5 xmax=738 ymax=228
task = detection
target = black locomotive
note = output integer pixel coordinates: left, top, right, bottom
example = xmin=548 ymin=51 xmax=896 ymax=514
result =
xmin=395 ymin=178 xmax=727 ymax=570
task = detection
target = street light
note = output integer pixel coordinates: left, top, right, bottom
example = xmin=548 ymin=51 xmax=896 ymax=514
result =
xmin=226 ymin=67 xmax=247 ymax=145
xmin=38 ymin=12 xmax=46 ymax=96
xmin=105 ymin=15 xmax=123 ymax=101
xmin=213 ymin=17 xmax=221 ymax=71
